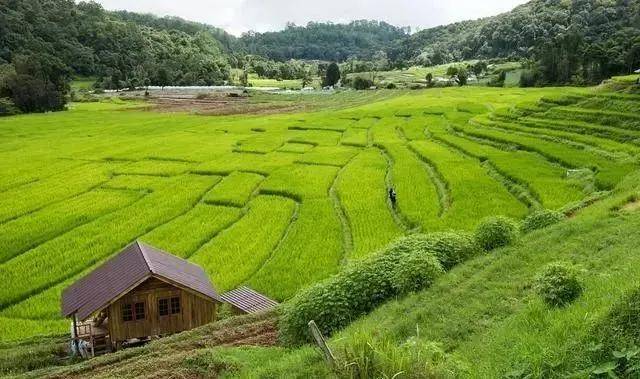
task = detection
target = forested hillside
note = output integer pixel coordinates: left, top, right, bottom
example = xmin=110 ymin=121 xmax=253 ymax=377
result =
xmin=395 ymin=0 xmax=640 ymax=83
xmin=0 ymin=0 xmax=234 ymax=114
xmin=240 ymin=20 xmax=409 ymax=62
xmin=1 ymin=0 xmax=639 ymax=116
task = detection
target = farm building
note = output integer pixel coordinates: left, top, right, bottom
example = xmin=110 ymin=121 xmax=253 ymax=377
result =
xmin=61 ymin=241 xmax=221 ymax=354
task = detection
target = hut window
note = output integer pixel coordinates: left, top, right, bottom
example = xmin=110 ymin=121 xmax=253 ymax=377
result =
xmin=135 ymin=302 xmax=145 ymax=320
xmin=122 ymin=303 xmax=133 ymax=321
xmin=170 ymin=297 xmax=181 ymax=314
xmin=159 ymin=298 xmax=169 ymax=316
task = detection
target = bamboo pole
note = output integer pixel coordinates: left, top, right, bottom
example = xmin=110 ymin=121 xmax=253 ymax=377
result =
xmin=308 ymin=320 xmax=336 ymax=369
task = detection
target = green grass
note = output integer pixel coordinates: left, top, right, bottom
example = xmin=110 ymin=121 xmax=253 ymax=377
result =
xmin=0 ymin=188 xmax=143 ymax=263
xmin=260 ymin=163 xmax=339 ymax=200
xmin=410 ymin=140 xmax=528 ymax=229
xmin=0 ymin=174 xmax=216 ymax=309
xmin=70 ymin=76 xmax=97 ymax=91
xmin=141 ymin=203 xmax=243 ymax=258
xmin=0 ymin=163 xmax=121 ymax=224
xmin=427 ymin=124 xmax=587 ymax=209
xmin=611 ymin=74 xmax=640 ymax=84
xmin=1 ymin=83 xmax=639 ymax=349
xmin=245 ymin=73 xmax=319 ymax=89
xmin=248 ymin=199 xmax=344 ymax=300
xmin=335 ymin=149 xmax=404 ymax=259
xmin=203 ymin=172 xmax=265 ymax=207
xmin=190 ymin=195 xmax=297 ymax=292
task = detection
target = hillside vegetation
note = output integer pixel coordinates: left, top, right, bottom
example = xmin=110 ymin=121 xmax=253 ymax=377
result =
xmin=2 ymin=0 xmax=639 ymax=116
xmin=3 ymin=85 xmax=640 ymax=378
xmin=1 ymin=80 xmax=640 ymax=340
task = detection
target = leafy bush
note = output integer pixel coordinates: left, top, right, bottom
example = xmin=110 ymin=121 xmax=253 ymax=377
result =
xmin=474 ymin=216 xmax=519 ymax=251
xmin=534 ymin=263 xmax=582 ymax=307
xmin=519 ymin=69 xmax=540 ymax=87
xmin=594 ymin=287 xmax=640 ymax=353
xmin=280 ymin=244 xmax=445 ymax=345
xmin=521 ymin=209 xmax=565 ymax=233
xmin=386 ymin=233 xmax=480 ymax=270
xmin=488 ymin=71 xmax=507 ymax=87
xmin=0 ymin=97 xmax=20 ymax=116
xmin=588 ymin=288 xmax=640 ymax=377
xmin=391 ymin=253 xmax=443 ymax=294
xmin=385 ymin=82 xmax=397 ymax=89
xmin=352 ymin=77 xmax=374 ymax=90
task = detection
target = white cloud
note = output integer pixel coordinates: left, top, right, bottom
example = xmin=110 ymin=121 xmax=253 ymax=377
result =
xmin=93 ymin=0 xmax=529 ymax=36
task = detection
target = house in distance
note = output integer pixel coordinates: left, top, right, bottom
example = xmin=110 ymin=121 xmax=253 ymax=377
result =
xmin=61 ymin=241 xmax=221 ymax=354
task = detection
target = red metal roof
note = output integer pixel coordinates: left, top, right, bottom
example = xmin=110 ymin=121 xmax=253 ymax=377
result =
xmin=220 ymin=286 xmax=279 ymax=314
xmin=62 ymin=241 xmax=220 ymax=320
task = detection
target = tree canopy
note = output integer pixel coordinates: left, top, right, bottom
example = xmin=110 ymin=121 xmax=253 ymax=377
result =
xmin=241 ymin=20 xmax=409 ymax=62
xmin=1 ymin=0 xmax=639 ymax=114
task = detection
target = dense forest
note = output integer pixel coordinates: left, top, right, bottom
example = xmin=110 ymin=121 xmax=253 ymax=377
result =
xmin=0 ymin=0 xmax=235 ymax=114
xmin=395 ymin=0 xmax=640 ymax=84
xmin=240 ymin=20 xmax=410 ymax=62
xmin=1 ymin=0 xmax=639 ymax=115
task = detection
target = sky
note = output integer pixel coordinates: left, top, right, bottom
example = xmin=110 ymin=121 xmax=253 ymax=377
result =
xmin=93 ymin=0 xmax=529 ymax=36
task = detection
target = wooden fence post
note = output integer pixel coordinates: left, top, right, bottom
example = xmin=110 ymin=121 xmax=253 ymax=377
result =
xmin=308 ymin=320 xmax=336 ymax=369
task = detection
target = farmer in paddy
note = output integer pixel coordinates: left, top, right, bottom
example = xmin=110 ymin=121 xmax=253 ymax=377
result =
xmin=389 ymin=187 xmax=397 ymax=208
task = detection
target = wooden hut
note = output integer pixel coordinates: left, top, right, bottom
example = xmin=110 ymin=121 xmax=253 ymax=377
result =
xmin=61 ymin=241 xmax=221 ymax=353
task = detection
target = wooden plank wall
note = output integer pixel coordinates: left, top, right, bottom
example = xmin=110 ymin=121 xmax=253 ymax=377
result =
xmin=107 ymin=277 xmax=217 ymax=344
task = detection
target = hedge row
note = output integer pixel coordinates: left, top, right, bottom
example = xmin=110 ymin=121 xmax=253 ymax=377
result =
xmin=280 ymin=211 xmax=567 ymax=346
xmin=279 ymin=232 xmax=479 ymax=345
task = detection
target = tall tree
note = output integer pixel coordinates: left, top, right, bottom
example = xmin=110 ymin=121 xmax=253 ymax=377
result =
xmin=324 ymin=63 xmax=341 ymax=87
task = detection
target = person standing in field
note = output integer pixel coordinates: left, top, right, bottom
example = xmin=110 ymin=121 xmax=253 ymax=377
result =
xmin=389 ymin=188 xmax=397 ymax=208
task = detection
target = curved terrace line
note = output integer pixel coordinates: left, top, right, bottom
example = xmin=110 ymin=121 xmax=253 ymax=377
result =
xmin=431 ymin=135 xmax=542 ymax=210
xmin=0 ymin=176 xmax=220 ymax=312
xmin=376 ymin=146 xmax=415 ymax=232
xmin=0 ymin=188 xmax=146 ymax=266
xmin=329 ymin=155 xmax=356 ymax=266
xmin=406 ymin=144 xmax=451 ymax=218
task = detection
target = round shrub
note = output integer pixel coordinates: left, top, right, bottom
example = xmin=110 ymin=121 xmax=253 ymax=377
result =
xmin=474 ymin=216 xmax=519 ymax=251
xmin=352 ymin=77 xmax=374 ymax=90
xmin=386 ymin=233 xmax=480 ymax=270
xmin=534 ymin=263 xmax=582 ymax=307
xmin=391 ymin=252 xmax=444 ymax=294
xmin=279 ymin=238 xmax=450 ymax=346
xmin=592 ymin=288 xmax=640 ymax=354
xmin=521 ymin=209 xmax=565 ymax=233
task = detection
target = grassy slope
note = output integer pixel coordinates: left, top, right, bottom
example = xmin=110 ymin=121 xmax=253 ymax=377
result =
xmin=332 ymin=174 xmax=640 ymax=377
xmin=235 ymin=169 xmax=640 ymax=378
xmin=11 ymin=168 xmax=640 ymax=378
xmin=4 ymin=83 xmax=640 ymax=377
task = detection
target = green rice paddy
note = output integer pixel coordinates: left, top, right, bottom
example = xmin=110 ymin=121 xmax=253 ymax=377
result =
xmin=1 ymin=85 xmax=639 ymax=342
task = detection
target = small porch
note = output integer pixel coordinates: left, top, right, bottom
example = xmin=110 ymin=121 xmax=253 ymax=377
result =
xmin=72 ymin=317 xmax=110 ymax=358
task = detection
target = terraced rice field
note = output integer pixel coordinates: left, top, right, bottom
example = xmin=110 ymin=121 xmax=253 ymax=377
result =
xmin=1 ymin=87 xmax=639 ymax=342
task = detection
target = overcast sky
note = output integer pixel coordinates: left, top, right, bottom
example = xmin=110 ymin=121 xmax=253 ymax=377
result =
xmin=93 ymin=0 xmax=529 ymax=36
